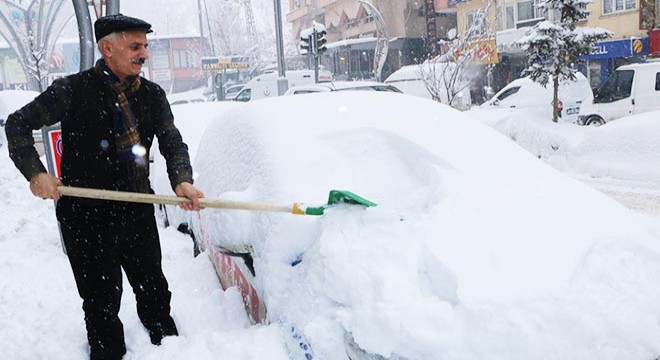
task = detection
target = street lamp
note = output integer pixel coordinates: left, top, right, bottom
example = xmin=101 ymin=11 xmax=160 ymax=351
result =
xmin=358 ymin=0 xmax=388 ymax=81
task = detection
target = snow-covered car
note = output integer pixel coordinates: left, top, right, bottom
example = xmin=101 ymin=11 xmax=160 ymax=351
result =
xmin=150 ymin=101 xmax=243 ymax=234
xmin=482 ymin=73 xmax=593 ymax=123
xmin=283 ymin=81 xmax=401 ymax=95
xmin=384 ymin=62 xmax=472 ymax=110
xmin=166 ymin=87 xmax=209 ymax=106
xmin=188 ymin=91 xmax=660 ymax=359
xmin=0 ymin=90 xmax=41 ymax=147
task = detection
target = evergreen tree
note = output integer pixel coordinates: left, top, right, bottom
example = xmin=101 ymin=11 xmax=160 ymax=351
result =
xmin=518 ymin=0 xmax=611 ymax=122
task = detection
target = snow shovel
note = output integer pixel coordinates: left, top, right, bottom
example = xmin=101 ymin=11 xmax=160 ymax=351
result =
xmin=57 ymin=186 xmax=376 ymax=216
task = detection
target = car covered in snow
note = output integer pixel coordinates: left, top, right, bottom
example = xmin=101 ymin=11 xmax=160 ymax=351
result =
xmin=384 ymin=62 xmax=472 ymax=110
xmin=283 ymin=81 xmax=402 ymax=95
xmin=482 ymin=72 xmax=593 ymax=123
xmin=0 ymin=90 xmax=42 ymax=148
xmin=150 ymin=101 xmax=243 ymax=234
xmin=183 ymin=91 xmax=660 ymax=359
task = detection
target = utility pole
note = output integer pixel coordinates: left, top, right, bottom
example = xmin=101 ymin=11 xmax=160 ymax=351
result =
xmin=106 ymin=0 xmax=120 ymax=15
xmin=72 ymin=0 xmax=94 ymax=70
xmin=197 ymin=0 xmax=205 ymax=57
xmin=273 ymin=0 xmax=288 ymax=95
xmin=358 ymin=0 xmax=388 ymax=81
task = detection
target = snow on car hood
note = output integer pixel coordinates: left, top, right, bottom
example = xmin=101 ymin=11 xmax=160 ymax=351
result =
xmin=192 ymin=91 xmax=660 ymax=359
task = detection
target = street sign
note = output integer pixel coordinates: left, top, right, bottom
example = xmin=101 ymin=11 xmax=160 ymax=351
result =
xmin=46 ymin=128 xmax=63 ymax=179
xmin=201 ymin=56 xmax=250 ymax=70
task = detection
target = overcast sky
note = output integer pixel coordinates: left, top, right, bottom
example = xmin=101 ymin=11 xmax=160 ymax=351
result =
xmin=60 ymin=0 xmax=289 ymax=39
xmin=122 ymin=0 xmax=287 ymax=36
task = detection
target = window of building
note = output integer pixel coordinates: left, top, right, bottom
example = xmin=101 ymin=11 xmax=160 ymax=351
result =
xmin=172 ymin=49 xmax=193 ymax=69
xmin=603 ymin=0 xmax=635 ymax=14
xmin=516 ymin=0 xmax=544 ymax=27
xmin=467 ymin=11 xmax=486 ymax=35
xmin=506 ymin=6 xmax=515 ymax=29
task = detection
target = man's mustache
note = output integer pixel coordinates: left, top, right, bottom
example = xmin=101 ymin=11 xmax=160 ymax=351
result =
xmin=132 ymin=58 xmax=146 ymax=65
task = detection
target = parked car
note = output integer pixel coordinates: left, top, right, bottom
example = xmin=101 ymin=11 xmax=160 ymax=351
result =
xmin=283 ymin=81 xmax=402 ymax=95
xmin=482 ymin=73 xmax=593 ymax=123
xmin=224 ymin=83 xmax=244 ymax=100
xmin=150 ymin=101 xmax=243 ymax=234
xmin=170 ymin=98 xmax=206 ymax=106
xmin=234 ymin=69 xmax=332 ymax=102
xmin=384 ymin=63 xmax=472 ymax=110
xmin=0 ymin=90 xmax=41 ymax=147
xmin=187 ymin=91 xmax=660 ymax=359
xmin=578 ymin=62 xmax=660 ymax=126
xmin=167 ymin=87 xmax=208 ymax=106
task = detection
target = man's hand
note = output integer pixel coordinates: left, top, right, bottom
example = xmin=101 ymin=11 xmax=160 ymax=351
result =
xmin=29 ymin=172 xmax=63 ymax=200
xmin=174 ymin=182 xmax=205 ymax=211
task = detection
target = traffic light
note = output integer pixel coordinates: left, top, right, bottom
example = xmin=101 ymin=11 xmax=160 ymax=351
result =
xmin=316 ymin=30 xmax=327 ymax=55
xmin=300 ymin=35 xmax=312 ymax=55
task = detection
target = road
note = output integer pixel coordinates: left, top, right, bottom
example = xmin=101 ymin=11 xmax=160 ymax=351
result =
xmin=579 ymin=176 xmax=660 ymax=217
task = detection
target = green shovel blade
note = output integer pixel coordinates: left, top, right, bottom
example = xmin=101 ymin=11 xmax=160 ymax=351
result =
xmin=327 ymin=190 xmax=377 ymax=207
xmin=304 ymin=190 xmax=377 ymax=216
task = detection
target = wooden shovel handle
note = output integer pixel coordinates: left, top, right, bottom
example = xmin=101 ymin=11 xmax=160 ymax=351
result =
xmin=57 ymin=186 xmax=294 ymax=213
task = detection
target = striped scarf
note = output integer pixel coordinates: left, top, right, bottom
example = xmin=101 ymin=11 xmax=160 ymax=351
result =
xmin=95 ymin=59 xmax=150 ymax=193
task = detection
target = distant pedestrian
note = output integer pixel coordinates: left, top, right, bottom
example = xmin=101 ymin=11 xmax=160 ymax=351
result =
xmin=4 ymin=14 xmax=204 ymax=360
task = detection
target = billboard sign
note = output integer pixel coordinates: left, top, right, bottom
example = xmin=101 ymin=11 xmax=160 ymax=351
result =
xmin=201 ymin=56 xmax=250 ymax=71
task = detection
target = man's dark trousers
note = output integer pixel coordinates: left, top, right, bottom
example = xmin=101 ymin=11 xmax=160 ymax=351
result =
xmin=57 ymin=200 xmax=178 ymax=360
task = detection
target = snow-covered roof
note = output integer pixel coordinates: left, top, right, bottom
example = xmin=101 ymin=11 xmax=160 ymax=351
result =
xmin=326 ymin=36 xmax=377 ymax=49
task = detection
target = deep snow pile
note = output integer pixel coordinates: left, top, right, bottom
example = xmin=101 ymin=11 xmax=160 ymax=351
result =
xmin=192 ymin=92 xmax=660 ymax=359
xmin=468 ymin=107 xmax=660 ymax=186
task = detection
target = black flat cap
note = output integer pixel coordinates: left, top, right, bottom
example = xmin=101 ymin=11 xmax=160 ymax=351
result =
xmin=94 ymin=14 xmax=153 ymax=43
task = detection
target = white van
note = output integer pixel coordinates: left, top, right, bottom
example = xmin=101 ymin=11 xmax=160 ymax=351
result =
xmin=384 ymin=63 xmax=471 ymax=110
xmin=482 ymin=73 xmax=593 ymax=124
xmin=578 ymin=62 xmax=660 ymax=126
xmin=234 ymin=69 xmax=332 ymax=102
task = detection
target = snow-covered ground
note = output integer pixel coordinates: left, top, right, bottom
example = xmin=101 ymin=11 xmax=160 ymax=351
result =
xmin=2 ymin=91 xmax=660 ymax=360
xmin=467 ymin=107 xmax=660 ymax=215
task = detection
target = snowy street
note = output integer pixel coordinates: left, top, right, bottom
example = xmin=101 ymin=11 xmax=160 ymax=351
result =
xmin=583 ymin=177 xmax=660 ymax=217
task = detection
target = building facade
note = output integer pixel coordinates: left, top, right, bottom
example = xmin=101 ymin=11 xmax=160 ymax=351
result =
xmin=453 ymin=0 xmax=660 ymax=94
xmin=286 ymin=0 xmax=458 ymax=80
xmin=0 ymin=35 xmax=204 ymax=93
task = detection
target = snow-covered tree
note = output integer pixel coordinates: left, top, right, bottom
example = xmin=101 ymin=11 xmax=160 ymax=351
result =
xmin=418 ymin=0 xmax=496 ymax=109
xmin=518 ymin=0 xmax=611 ymax=122
xmin=0 ymin=0 xmax=73 ymax=91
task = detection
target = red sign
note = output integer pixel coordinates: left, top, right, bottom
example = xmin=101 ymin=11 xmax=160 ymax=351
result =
xmin=650 ymin=29 xmax=660 ymax=55
xmin=48 ymin=129 xmax=63 ymax=179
